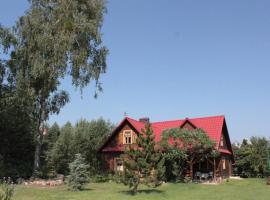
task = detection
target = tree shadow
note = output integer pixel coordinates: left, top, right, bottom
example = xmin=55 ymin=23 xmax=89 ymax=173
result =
xmin=82 ymin=188 xmax=93 ymax=191
xmin=119 ymin=189 xmax=164 ymax=196
xmin=67 ymin=188 xmax=94 ymax=192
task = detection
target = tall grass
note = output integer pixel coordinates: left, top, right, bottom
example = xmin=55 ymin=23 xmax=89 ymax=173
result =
xmin=0 ymin=177 xmax=14 ymax=200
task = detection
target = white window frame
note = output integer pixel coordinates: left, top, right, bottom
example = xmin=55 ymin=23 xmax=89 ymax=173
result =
xmin=222 ymin=159 xmax=226 ymax=170
xmin=123 ymin=130 xmax=132 ymax=144
xmin=220 ymin=135 xmax=224 ymax=147
xmin=115 ymin=158 xmax=124 ymax=172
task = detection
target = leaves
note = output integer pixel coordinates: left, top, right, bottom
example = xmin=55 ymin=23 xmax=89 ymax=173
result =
xmin=233 ymin=137 xmax=270 ymax=177
xmin=160 ymin=128 xmax=216 ymax=181
xmin=46 ymin=118 xmax=113 ymax=176
xmin=0 ymin=0 xmax=108 ymax=175
xmin=48 ymin=90 xmax=69 ymax=115
xmin=123 ymin=123 xmax=165 ymax=193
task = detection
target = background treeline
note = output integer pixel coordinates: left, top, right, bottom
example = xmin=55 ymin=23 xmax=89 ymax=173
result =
xmin=41 ymin=119 xmax=114 ymax=178
xmin=233 ymin=137 xmax=270 ymax=178
xmin=0 ymin=114 xmax=114 ymax=180
xmin=0 ymin=76 xmax=36 ymax=179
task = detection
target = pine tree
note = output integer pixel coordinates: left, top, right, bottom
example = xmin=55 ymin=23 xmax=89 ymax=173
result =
xmin=43 ymin=123 xmax=61 ymax=178
xmin=67 ymin=154 xmax=89 ymax=191
xmin=122 ymin=123 xmax=165 ymax=194
xmin=51 ymin=122 xmax=75 ymax=175
xmin=267 ymin=149 xmax=270 ymax=185
xmin=73 ymin=118 xmax=113 ymax=175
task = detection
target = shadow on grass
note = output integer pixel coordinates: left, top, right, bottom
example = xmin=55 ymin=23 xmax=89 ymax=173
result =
xmin=82 ymin=188 xmax=93 ymax=191
xmin=119 ymin=189 xmax=164 ymax=196
xmin=67 ymin=188 xmax=93 ymax=192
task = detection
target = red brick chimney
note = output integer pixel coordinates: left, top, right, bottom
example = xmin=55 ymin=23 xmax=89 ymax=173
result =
xmin=139 ymin=117 xmax=150 ymax=124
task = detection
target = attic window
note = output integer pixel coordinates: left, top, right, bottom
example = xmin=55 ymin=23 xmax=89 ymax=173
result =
xmin=123 ymin=130 xmax=132 ymax=144
xmin=220 ymin=135 xmax=224 ymax=147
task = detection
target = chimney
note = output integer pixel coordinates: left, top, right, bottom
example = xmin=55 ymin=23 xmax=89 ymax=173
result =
xmin=139 ymin=117 xmax=150 ymax=124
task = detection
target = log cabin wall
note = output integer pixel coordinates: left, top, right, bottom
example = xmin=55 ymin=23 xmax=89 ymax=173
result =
xmin=217 ymin=154 xmax=232 ymax=178
xmin=102 ymin=152 xmax=122 ymax=172
xmin=101 ymin=123 xmax=138 ymax=172
xmin=106 ymin=124 xmax=138 ymax=149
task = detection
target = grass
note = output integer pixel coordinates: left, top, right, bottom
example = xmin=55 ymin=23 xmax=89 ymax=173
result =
xmin=13 ymin=179 xmax=270 ymax=200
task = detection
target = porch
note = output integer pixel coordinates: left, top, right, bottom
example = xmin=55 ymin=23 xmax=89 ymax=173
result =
xmin=189 ymin=156 xmax=232 ymax=183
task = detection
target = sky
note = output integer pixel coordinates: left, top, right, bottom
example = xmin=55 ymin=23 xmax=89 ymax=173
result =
xmin=0 ymin=0 xmax=270 ymax=142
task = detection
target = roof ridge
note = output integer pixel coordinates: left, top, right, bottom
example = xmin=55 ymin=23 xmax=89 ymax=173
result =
xmin=189 ymin=115 xmax=225 ymax=120
xmin=125 ymin=117 xmax=140 ymax=122
xmin=151 ymin=115 xmax=224 ymax=124
xmin=151 ymin=119 xmax=183 ymax=124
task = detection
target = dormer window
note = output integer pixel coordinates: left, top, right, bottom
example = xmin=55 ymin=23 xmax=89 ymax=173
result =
xmin=123 ymin=130 xmax=132 ymax=144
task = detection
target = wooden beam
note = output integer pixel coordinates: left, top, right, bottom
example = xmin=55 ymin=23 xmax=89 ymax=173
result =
xmin=207 ymin=158 xmax=214 ymax=165
xmin=213 ymin=158 xmax=216 ymax=180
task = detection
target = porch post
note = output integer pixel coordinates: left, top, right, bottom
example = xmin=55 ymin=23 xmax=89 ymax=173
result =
xmin=190 ymin=162 xmax=193 ymax=179
xmin=213 ymin=158 xmax=216 ymax=180
xmin=229 ymin=159 xmax=232 ymax=177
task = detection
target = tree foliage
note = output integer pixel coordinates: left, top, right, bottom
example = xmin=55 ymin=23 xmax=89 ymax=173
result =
xmin=233 ymin=137 xmax=270 ymax=178
xmin=0 ymin=78 xmax=35 ymax=179
xmin=67 ymin=154 xmax=89 ymax=191
xmin=50 ymin=122 xmax=75 ymax=175
xmin=122 ymin=123 xmax=165 ymax=194
xmin=40 ymin=122 xmax=61 ymax=177
xmin=44 ymin=118 xmax=113 ymax=176
xmin=267 ymin=150 xmax=270 ymax=175
xmin=160 ymin=128 xmax=217 ymax=181
xmin=72 ymin=118 xmax=114 ymax=175
xmin=0 ymin=0 xmax=108 ymax=176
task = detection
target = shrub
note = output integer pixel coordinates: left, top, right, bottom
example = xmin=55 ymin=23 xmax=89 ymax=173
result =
xmin=67 ymin=154 xmax=89 ymax=191
xmin=0 ymin=177 xmax=14 ymax=200
xmin=91 ymin=174 xmax=109 ymax=183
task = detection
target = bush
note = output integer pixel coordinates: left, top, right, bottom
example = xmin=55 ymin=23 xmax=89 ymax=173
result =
xmin=67 ymin=154 xmax=89 ymax=191
xmin=267 ymin=176 xmax=270 ymax=185
xmin=111 ymin=172 xmax=123 ymax=184
xmin=0 ymin=177 xmax=14 ymax=200
xmin=91 ymin=174 xmax=109 ymax=183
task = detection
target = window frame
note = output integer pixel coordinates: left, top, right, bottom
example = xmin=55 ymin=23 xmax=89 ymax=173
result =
xmin=220 ymin=135 xmax=224 ymax=147
xmin=123 ymin=130 xmax=132 ymax=144
xmin=115 ymin=158 xmax=124 ymax=172
xmin=222 ymin=158 xmax=226 ymax=170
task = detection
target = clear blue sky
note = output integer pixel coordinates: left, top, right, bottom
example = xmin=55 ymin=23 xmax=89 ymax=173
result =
xmin=1 ymin=0 xmax=270 ymax=142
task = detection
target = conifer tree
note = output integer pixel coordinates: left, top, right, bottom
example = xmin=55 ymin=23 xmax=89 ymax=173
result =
xmin=51 ymin=122 xmax=75 ymax=175
xmin=67 ymin=154 xmax=89 ymax=191
xmin=43 ymin=123 xmax=61 ymax=177
xmin=122 ymin=123 xmax=165 ymax=194
xmin=266 ymin=146 xmax=270 ymax=185
xmin=267 ymin=149 xmax=270 ymax=173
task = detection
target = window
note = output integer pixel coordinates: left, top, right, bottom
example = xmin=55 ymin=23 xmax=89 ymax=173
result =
xmin=115 ymin=158 xmax=124 ymax=171
xmin=220 ymin=135 xmax=224 ymax=147
xmin=222 ymin=159 xmax=226 ymax=170
xmin=123 ymin=130 xmax=132 ymax=144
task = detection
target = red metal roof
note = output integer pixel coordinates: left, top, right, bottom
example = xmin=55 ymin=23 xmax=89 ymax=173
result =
xmin=101 ymin=115 xmax=232 ymax=155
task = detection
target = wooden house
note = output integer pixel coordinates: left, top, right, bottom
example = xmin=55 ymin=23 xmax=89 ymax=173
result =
xmin=99 ymin=115 xmax=234 ymax=180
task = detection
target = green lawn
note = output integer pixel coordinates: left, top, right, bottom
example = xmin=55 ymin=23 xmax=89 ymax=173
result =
xmin=13 ymin=179 xmax=270 ymax=200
